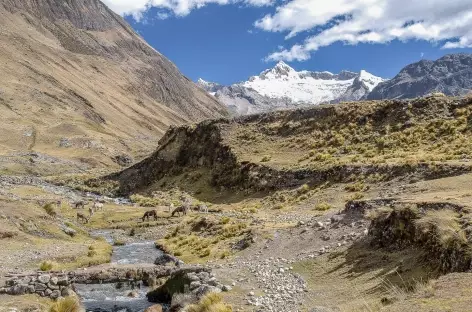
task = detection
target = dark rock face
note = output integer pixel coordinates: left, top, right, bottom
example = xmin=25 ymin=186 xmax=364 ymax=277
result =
xmin=368 ymin=54 xmax=472 ymax=100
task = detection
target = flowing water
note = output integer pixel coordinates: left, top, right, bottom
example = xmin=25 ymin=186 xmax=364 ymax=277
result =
xmin=75 ymin=231 xmax=164 ymax=312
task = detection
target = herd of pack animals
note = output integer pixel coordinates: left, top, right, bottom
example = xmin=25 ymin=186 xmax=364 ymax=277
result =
xmin=64 ymin=196 xmax=210 ymax=224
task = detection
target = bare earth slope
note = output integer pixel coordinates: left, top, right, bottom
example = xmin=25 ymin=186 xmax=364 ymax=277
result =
xmin=0 ymin=0 xmax=227 ymax=174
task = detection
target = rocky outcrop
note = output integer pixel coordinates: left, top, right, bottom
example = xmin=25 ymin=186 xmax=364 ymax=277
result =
xmin=368 ymin=54 xmax=472 ymax=100
xmin=147 ymin=268 xmax=230 ymax=304
xmin=369 ymin=204 xmax=472 ymax=273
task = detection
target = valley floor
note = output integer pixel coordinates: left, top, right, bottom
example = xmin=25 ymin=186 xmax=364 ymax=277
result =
xmin=1 ymin=168 xmax=472 ymax=312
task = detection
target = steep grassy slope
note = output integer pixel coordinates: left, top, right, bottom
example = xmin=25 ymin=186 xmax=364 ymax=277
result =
xmin=110 ymin=95 xmax=472 ymax=197
xmin=0 ymin=0 xmax=227 ymax=174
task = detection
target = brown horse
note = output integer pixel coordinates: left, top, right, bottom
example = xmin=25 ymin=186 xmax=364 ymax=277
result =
xmin=171 ymin=205 xmax=188 ymax=217
xmin=142 ymin=210 xmax=158 ymax=222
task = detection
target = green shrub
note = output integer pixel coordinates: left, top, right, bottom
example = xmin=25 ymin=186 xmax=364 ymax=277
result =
xmin=348 ymin=192 xmax=365 ymax=201
xmin=314 ymin=202 xmax=332 ymax=211
xmin=130 ymin=194 xmax=160 ymax=207
xmin=200 ymin=248 xmax=211 ymax=258
xmin=40 ymin=260 xmax=55 ymax=271
xmin=187 ymin=292 xmax=232 ymax=312
xmin=43 ymin=203 xmax=56 ymax=217
xmin=87 ymin=250 xmax=97 ymax=257
xmin=344 ymin=182 xmax=367 ymax=192
xmin=221 ymin=217 xmax=230 ymax=224
xmin=49 ymin=296 xmax=82 ymax=312
xmin=297 ymin=184 xmax=310 ymax=195
xmin=113 ymin=239 xmax=126 ymax=246
xmin=261 ymin=156 xmax=271 ymax=162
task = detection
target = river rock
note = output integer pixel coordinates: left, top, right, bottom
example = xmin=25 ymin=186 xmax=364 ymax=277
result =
xmin=50 ymin=290 xmax=61 ymax=299
xmin=48 ymin=282 xmax=59 ymax=290
xmin=154 ymin=254 xmax=181 ymax=266
xmin=34 ymin=283 xmax=47 ymax=291
xmin=10 ymin=284 xmax=29 ymax=295
xmin=38 ymin=274 xmax=51 ymax=284
xmin=192 ymin=285 xmax=221 ymax=297
xmin=190 ymin=281 xmax=201 ymax=290
xmin=222 ymin=285 xmax=232 ymax=292
xmin=57 ymin=276 xmax=69 ymax=286
xmin=197 ymin=272 xmax=210 ymax=282
xmin=186 ymin=273 xmax=200 ymax=282
xmin=128 ymin=291 xmax=139 ymax=298
xmin=61 ymin=287 xmax=71 ymax=297
xmin=145 ymin=305 xmax=163 ymax=312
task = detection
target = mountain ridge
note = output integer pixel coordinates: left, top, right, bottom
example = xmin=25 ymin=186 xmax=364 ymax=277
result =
xmin=0 ymin=0 xmax=227 ymax=174
xmin=198 ymin=61 xmax=386 ymax=115
xmin=367 ymin=53 xmax=472 ymax=100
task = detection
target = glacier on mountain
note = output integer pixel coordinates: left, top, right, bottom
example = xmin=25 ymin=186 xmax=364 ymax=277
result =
xmin=197 ymin=61 xmax=386 ymax=115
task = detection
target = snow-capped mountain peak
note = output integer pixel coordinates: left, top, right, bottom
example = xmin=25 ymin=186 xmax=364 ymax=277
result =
xmin=257 ymin=61 xmax=298 ymax=80
xmin=196 ymin=78 xmax=223 ymax=94
xmin=358 ymin=69 xmax=385 ymax=91
xmin=197 ymin=63 xmax=387 ymax=116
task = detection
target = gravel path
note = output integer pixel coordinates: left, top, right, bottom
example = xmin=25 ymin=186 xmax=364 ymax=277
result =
xmin=213 ymin=212 xmax=370 ymax=312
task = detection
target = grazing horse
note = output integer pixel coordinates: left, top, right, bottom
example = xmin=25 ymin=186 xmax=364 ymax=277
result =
xmin=77 ymin=212 xmax=89 ymax=224
xmin=142 ymin=210 xmax=158 ymax=222
xmin=92 ymin=202 xmax=104 ymax=211
xmin=75 ymin=201 xmax=86 ymax=209
xmin=88 ymin=206 xmax=95 ymax=217
xmin=171 ymin=205 xmax=188 ymax=217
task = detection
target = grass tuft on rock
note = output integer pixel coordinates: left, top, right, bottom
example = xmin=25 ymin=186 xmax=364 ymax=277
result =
xmin=49 ymin=296 xmax=82 ymax=312
xmin=39 ymin=260 xmax=55 ymax=271
xmin=186 ymin=293 xmax=232 ymax=312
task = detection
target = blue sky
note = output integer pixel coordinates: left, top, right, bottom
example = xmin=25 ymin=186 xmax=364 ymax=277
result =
xmin=105 ymin=0 xmax=472 ymax=85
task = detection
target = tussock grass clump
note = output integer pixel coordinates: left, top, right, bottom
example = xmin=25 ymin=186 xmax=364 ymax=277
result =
xmin=43 ymin=203 xmax=57 ymax=217
xmin=186 ymin=293 xmax=233 ymax=312
xmin=0 ymin=231 xmax=17 ymax=239
xmin=347 ymin=192 xmax=365 ymax=201
xmin=56 ymin=241 xmax=112 ymax=270
xmin=130 ymin=194 xmax=161 ymax=207
xmin=40 ymin=260 xmax=55 ymax=271
xmin=158 ymin=216 xmax=249 ymax=262
xmin=314 ymin=202 xmax=332 ymax=211
xmin=345 ymin=182 xmax=368 ymax=192
xmin=113 ymin=239 xmax=126 ymax=246
xmin=49 ymin=296 xmax=82 ymax=312
xmin=260 ymin=156 xmax=271 ymax=162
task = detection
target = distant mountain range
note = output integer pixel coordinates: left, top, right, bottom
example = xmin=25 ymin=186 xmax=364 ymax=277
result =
xmin=198 ymin=61 xmax=385 ymax=115
xmin=198 ymin=54 xmax=472 ymax=115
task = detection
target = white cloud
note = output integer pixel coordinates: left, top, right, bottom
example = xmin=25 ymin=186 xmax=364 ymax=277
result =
xmin=103 ymin=0 xmax=274 ymax=20
xmin=257 ymin=0 xmax=472 ymax=61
